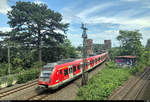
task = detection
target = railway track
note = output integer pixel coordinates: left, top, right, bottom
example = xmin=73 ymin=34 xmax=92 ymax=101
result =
xmin=28 ymin=93 xmax=48 ymax=100
xmin=0 ymin=80 xmax=38 ymax=99
xmin=109 ymin=67 xmax=150 ymax=100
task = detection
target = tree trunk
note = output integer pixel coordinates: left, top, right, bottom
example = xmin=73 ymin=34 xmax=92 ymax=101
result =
xmin=38 ymin=29 xmax=42 ymax=63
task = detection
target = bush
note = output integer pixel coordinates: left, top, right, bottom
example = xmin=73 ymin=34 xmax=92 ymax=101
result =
xmin=16 ymin=68 xmax=40 ymax=84
xmin=0 ymin=63 xmax=9 ymax=76
xmin=31 ymin=61 xmax=44 ymax=69
xmin=0 ymin=79 xmax=1 ymax=88
xmin=76 ymin=61 xmax=131 ymax=100
xmin=7 ymin=76 xmax=13 ymax=87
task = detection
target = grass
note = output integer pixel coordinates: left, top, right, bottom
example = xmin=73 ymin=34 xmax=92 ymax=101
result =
xmin=75 ymin=61 xmax=144 ymax=100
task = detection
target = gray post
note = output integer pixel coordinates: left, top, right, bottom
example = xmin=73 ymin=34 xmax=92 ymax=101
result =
xmin=81 ymin=23 xmax=88 ymax=86
xmin=8 ymin=46 xmax=10 ymax=74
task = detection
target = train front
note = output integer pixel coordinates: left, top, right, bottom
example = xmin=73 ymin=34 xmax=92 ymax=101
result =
xmin=38 ymin=63 xmax=57 ymax=89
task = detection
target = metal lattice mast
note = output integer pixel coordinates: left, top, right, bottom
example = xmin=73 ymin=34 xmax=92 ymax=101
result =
xmin=81 ymin=23 xmax=88 ymax=86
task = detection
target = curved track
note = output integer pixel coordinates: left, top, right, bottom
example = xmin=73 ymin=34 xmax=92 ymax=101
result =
xmin=109 ymin=67 xmax=150 ymax=100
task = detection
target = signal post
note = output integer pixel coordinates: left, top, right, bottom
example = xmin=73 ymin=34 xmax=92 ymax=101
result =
xmin=81 ymin=23 xmax=88 ymax=86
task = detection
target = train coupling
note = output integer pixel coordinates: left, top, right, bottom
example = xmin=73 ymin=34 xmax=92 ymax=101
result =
xmin=38 ymin=85 xmax=48 ymax=89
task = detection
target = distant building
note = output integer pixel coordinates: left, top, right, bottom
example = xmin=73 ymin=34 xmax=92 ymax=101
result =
xmin=86 ymin=39 xmax=93 ymax=56
xmin=115 ymin=56 xmax=136 ymax=67
xmin=104 ymin=40 xmax=111 ymax=49
xmin=93 ymin=40 xmax=112 ymax=54
xmin=92 ymin=44 xmax=104 ymax=54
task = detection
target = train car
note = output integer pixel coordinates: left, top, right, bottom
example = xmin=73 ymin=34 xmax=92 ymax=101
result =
xmin=38 ymin=52 xmax=108 ymax=89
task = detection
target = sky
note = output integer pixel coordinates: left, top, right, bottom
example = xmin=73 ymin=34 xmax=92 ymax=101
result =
xmin=0 ymin=0 xmax=150 ymax=47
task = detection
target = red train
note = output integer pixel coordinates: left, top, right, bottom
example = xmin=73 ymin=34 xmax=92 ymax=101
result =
xmin=38 ymin=52 xmax=108 ymax=89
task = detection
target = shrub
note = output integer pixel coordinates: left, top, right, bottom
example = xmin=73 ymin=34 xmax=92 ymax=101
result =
xmin=7 ymin=76 xmax=13 ymax=87
xmin=0 ymin=79 xmax=1 ymax=88
xmin=16 ymin=68 xmax=40 ymax=84
xmin=76 ymin=61 xmax=131 ymax=100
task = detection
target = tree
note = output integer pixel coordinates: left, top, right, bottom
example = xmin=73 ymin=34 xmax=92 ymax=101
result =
xmin=117 ymin=30 xmax=143 ymax=61
xmin=7 ymin=1 xmax=69 ymax=62
xmin=60 ymin=39 xmax=78 ymax=58
xmin=144 ymin=38 xmax=150 ymax=65
xmin=146 ymin=38 xmax=150 ymax=48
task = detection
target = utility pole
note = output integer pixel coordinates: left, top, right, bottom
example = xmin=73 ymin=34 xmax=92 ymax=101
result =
xmin=81 ymin=23 xmax=88 ymax=86
xmin=8 ymin=44 xmax=10 ymax=75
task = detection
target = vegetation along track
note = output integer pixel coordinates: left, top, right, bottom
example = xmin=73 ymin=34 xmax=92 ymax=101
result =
xmin=0 ymin=80 xmax=37 ymax=99
xmin=110 ymin=67 xmax=150 ymax=100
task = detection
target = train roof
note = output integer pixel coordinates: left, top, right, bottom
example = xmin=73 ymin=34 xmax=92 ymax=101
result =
xmin=43 ymin=52 xmax=107 ymax=71
xmin=43 ymin=63 xmax=57 ymax=68
xmin=57 ymin=58 xmax=76 ymax=64
xmin=116 ymin=56 xmax=136 ymax=59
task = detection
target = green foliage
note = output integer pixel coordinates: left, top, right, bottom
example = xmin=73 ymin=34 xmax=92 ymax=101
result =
xmin=60 ymin=39 xmax=78 ymax=58
xmin=109 ymin=47 xmax=121 ymax=60
xmin=0 ymin=79 xmax=1 ymax=88
xmin=7 ymin=1 xmax=69 ymax=62
xmin=17 ymin=68 xmax=40 ymax=84
xmin=117 ymin=30 xmax=143 ymax=61
xmin=146 ymin=39 xmax=150 ymax=48
xmin=105 ymin=61 xmax=118 ymax=69
xmin=31 ymin=61 xmax=44 ymax=69
xmin=76 ymin=62 xmax=131 ymax=100
xmin=7 ymin=76 xmax=13 ymax=87
xmin=0 ymin=63 xmax=10 ymax=76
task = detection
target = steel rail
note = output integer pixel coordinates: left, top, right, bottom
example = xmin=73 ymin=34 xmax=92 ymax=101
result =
xmin=134 ymin=71 xmax=150 ymax=99
xmin=121 ymin=68 xmax=150 ymax=100
xmin=109 ymin=68 xmax=150 ymax=100
xmin=0 ymin=80 xmax=37 ymax=99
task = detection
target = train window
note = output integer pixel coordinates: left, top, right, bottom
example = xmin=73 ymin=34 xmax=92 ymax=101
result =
xmin=90 ymin=60 xmax=92 ymax=64
xmin=81 ymin=64 xmax=83 ymax=69
xmin=64 ymin=69 xmax=68 ymax=76
xmin=77 ymin=65 xmax=80 ymax=70
xmin=88 ymin=61 xmax=90 ymax=66
xmin=86 ymin=63 xmax=88 ymax=67
xmin=73 ymin=65 xmax=76 ymax=72
xmin=60 ymin=70 xmax=62 ymax=74
xmin=69 ymin=66 xmax=72 ymax=73
xmin=95 ymin=59 xmax=96 ymax=63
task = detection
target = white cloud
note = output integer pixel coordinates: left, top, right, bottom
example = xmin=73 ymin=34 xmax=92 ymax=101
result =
xmin=88 ymin=30 xmax=120 ymax=46
xmin=0 ymin=27 xmax=12 ymax=32
xmin=0 ymin=0 xmax=11 ymax=14
xmin=61 ymin=0 xmax=150 ymax=47
xmin=67 ymin=33 xmax=82 ymax=47
xmin=34 ymin=0 xmax=46 ymax=5
xmin=77 ymin=2 xmax=116 ymax=19
xmin=80 ymin=16 xmax=150 ymax=29
xmin=61 ymin=7 xmax=81 ymax=24
xmin=140 ymin=30 xmax=150 ymax=46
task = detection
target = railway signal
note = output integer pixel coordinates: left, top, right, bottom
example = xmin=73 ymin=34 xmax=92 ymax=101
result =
xmin=81 ymin=23 xmax=88 ymax=86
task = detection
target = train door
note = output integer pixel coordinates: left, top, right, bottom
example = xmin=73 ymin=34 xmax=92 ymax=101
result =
xmin=63 ymin=68 xmax=69 ymax=80
xmin=73 ymin=65 xmax=77 ymax=75
xmin=59 ymin=69 xmax=63 ymax=82
xmin=77 ymin=64 xmax=81 ymax=73
xmin=69 ymin=66 xmax=73 ymax=79
xmin=101 ymin=56 xmax=103 ymax=61
xmin=87 ymin=60 xmax=90 ymax=69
